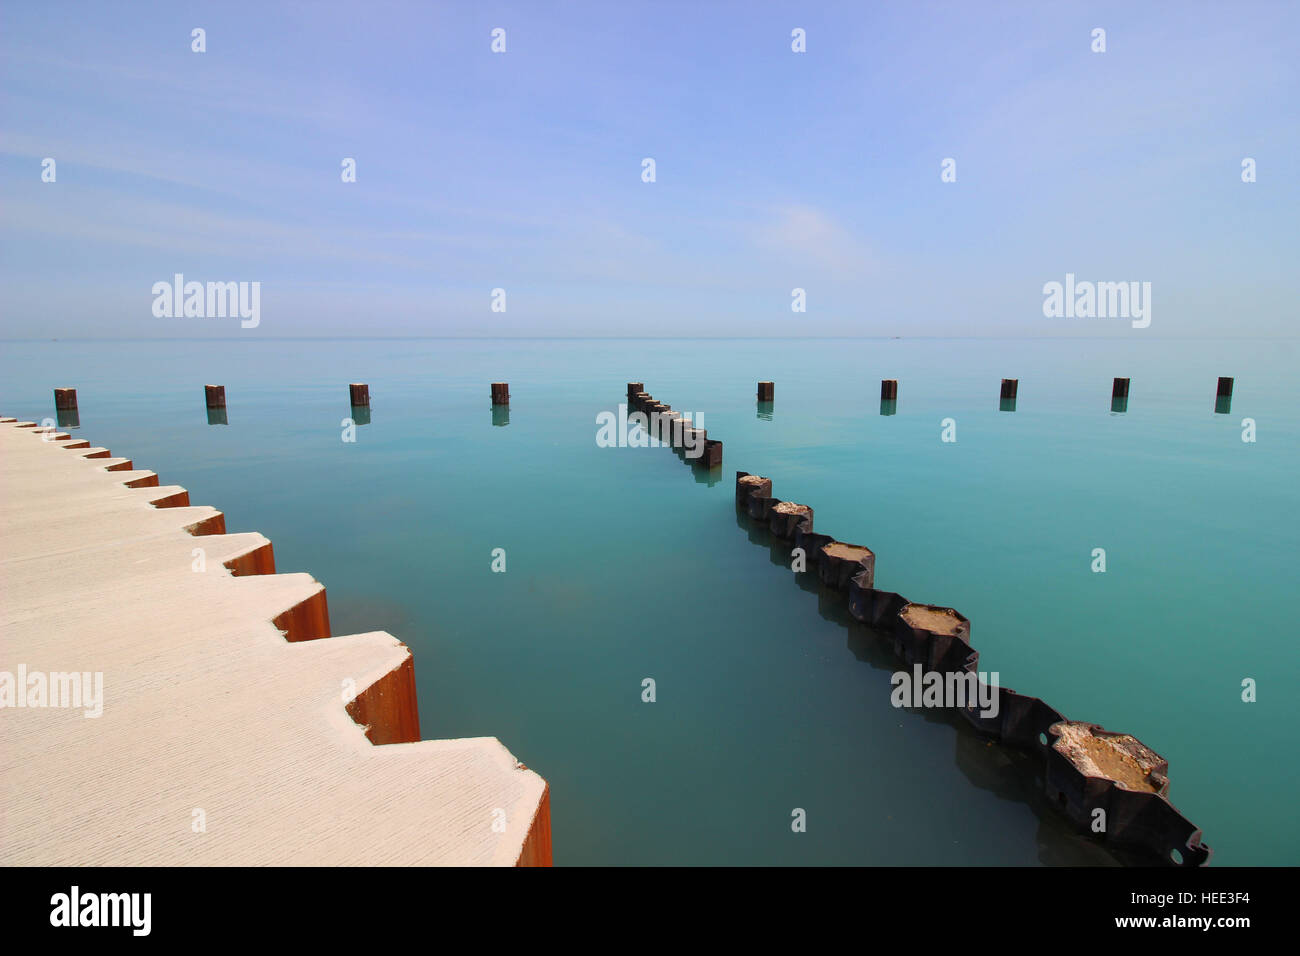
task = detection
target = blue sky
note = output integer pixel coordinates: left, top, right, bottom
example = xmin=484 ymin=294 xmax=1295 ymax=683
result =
xmin=1 ymin=1 xmax=1296 ymax=338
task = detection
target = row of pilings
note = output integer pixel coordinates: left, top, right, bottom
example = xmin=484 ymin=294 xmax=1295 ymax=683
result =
xmin=735 ymin=471 xmax=1211 ymax=866
xmin=45 ymin=382 xmax=516 ymax=428
xmin=753 ymin=377 xmax=1236 ymax=414
xmin=626 ymin=383 xmax=723 ymax=467
xmin=46 ymin=374 xmax=1240 ymax=425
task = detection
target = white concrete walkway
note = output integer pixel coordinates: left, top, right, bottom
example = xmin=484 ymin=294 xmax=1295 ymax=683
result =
xmin=0 ymin=419 xmax=550 ymax=865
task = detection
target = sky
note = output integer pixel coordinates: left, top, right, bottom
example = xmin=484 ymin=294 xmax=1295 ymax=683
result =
xmin=1 ymin=1 xmax=1297 ymax=339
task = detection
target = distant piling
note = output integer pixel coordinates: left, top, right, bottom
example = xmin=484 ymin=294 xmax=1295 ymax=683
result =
xmin=54 ymin=389 xmax=80 ymax=428
xmin=205 ymin=385 xmax=226 ymax=409
xmin=881 ymin=379 xmax=898 ymax=401
xmin=1214 ymin=377 xmax=1233 ymax=415
xmin=349 ymin=383 xmax=370 ymax=407
xmin=491 ymin=383 xmax=510 ymax=406
xmin=757 ymin=381 xmax=774 ymax=401
xmin=999 ymin=378 xmax=1018 ymax=412
xmin=1111 ymin=378 xmax=1129 ymax=414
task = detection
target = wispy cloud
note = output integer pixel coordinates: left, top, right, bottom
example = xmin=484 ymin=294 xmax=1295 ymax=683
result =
xmin=751 ymin=204 xmax=878 ymax=279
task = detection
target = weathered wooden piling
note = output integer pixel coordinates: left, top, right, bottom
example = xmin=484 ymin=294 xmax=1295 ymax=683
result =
xmin=767 ymin=501 xmax=813 ymax=541
xmin=896 ymin=602 xmax=973 ymax=672
xmin=627 ymin=382 xmax=644 ymax=400
xmin=54 ymin=388 xmax=78 ymax=411
xmin=818 ymin=541 xmax=875 ymax=591
xmin=682 ymin=424 xmax=706 ymax=453
xmin=490 ymin=383 xmax=509 ymax=406
xmin=1000 ymin=379 xmax=1018 ymax=400
xmin=881 ymin=379 xmax=898 ymax=400
xmin=349 ymin=383 xmax=370 ymax=407
xmin=757 ymin=381 xmax=774 ymax=401
xmin=667 ymin=415 xmax=687 ymax=448
xmin=1216 ymin=377 xmax=1234 ymax=398
xmin=736 ymin=474 xmax=772 ymax=508
xmin=205 ymin=385 xmax=226 ymax=409
xmin=1112 ymin=377 xmax=1130 ymax=399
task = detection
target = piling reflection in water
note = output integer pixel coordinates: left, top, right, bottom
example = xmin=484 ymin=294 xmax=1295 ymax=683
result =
xmin=756 ymin=400 xmax=774 ymax=421
xmin=492 ymin=404 xmax=510 ymax=427
xmin=879 ymin=397 xmax=897 ymax=416
xmin=350 ymin=404 xmax=371 ymax=426
xmin=693 ymin=462 xmax=722 ymax=486
xmin=206 ymin=407 xmax=228 ymax=426
xmin=56 ymin=408 xmax=80 ymax=429
xmin=999 ymin=397 xmax=1017 ymax=413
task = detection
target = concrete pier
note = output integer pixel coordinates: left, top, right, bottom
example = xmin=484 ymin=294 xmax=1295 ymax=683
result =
xmin=205 ymin=385 xmax=226 ymax=409
xmin=757 ymin=381 xmax=774 ymax=401
xmin=491 ymin=383 xmax=510 ymax=406
xmin=349 ymin=383 xmax=370 ymax=407
xmin=0 ymin=419 xmax=550 ymax=865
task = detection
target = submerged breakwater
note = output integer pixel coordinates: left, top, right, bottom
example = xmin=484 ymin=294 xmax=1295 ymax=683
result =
xmin=626 ymin=382 xmax=723 ymax=467
xmin=735 ymin=469 xmax=1212 ymax=867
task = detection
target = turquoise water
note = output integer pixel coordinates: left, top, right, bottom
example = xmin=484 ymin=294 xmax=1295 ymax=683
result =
xmin=1 ymin=337 xmax=1295 ymax=866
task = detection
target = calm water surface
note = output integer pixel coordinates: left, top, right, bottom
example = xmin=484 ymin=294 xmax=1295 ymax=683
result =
xmin=1 ymin=337 xmax=1295 ymax=865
